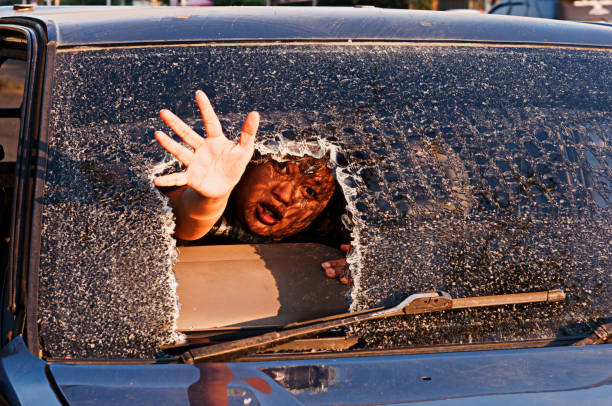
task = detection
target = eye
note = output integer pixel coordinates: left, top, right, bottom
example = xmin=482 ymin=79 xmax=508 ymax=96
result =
xmin=304 ymin=186 xmax=317 ymax=199
xmin=274 ymin=161 xmax=288 ymax=174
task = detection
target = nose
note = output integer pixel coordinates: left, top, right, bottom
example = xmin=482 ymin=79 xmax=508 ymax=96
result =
xmin=272 ymin=181 xmax=294 ymax=205
xmin=285 ymin=162 xmax=299 ymax=176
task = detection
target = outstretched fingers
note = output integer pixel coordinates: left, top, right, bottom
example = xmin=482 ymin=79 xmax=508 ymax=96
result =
xmin=153 ymin=172 xmax=189 ymax=187
xmin=239 ymin=111 xmax=260 ymax=150
xmin=155 ymin=130 xmax=194 ymax=167
xmin=195 ymin=90 xmax=224 ymax=139
xmin=160 ymin=109 xmax=203 ymax=149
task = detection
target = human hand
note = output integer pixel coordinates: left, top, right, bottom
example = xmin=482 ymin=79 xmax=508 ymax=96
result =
xmin=321 ymin=244 xmax=351 ymax=285
xmin=153 ymin=90 xmax=260 ymax=199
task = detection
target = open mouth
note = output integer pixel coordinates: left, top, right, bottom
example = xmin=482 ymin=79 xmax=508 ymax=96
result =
xmin=256 ymin=203 xmax=282 ymax=225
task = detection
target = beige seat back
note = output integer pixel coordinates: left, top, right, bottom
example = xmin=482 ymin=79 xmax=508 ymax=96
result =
xmin=175 ymin=243 xmax=348 ymax=331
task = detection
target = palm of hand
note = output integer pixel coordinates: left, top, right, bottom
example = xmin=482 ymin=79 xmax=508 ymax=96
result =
xmin=186 ymin=136 xmax=252 ymax=199
xmin=153 ymin=91 xmax=259 ymax=197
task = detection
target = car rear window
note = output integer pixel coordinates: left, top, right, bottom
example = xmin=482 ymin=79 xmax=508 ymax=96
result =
xmin=40 ymin=43 xmax=611 ymax=358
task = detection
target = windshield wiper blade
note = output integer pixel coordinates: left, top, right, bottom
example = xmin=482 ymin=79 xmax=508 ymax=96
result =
xmin=179 ymin=289 xmax=565 ymax=364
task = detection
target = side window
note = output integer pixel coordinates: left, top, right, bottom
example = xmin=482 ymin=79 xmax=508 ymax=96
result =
xmin=0 ymin=41 xmax=26 ymax=160
xmin=0 ymin=30 xmax=27 ymax=346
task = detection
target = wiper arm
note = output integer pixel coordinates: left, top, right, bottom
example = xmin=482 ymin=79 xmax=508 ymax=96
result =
xmin=572 ymin=322 xmax=611 ymax=346
xmin=179 ymin=289 xmax=565 ymax=364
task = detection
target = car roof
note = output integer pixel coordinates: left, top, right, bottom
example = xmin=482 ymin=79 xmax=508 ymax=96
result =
xmin=0 ymin=6 xmax=611 ymax=47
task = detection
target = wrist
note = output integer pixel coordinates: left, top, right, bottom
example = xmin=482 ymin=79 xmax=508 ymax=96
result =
xmin=183 ymin=188 xmax=230 ymax=221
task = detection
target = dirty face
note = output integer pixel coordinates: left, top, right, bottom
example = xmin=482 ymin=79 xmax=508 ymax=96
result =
xmin=233 ymin=156 xmax=336 ymax=239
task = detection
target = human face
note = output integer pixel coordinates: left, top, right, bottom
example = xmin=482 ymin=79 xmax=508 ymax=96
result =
xmin=233 ymin=157 xmax=336 ymax=239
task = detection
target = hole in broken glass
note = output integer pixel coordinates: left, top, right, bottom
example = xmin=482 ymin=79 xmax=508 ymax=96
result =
xmin=158 ymin=137 xmax=358 ymax=333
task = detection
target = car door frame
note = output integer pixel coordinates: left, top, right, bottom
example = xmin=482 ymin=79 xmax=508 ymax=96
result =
xmin=0 ymin=18 xmax=52 ymax=358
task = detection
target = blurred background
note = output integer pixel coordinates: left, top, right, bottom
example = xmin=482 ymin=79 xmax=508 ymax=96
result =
xmin=0 ymin=0 xmax=610 ymax=35
xmin=0 ymin=0 xmax=486 ymax=9
xmin=0 ymin=0 xmax=494 ymax=11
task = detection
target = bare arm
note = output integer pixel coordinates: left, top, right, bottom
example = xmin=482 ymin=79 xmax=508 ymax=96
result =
xmin=154 ymin=90 xmax=259 ymax=240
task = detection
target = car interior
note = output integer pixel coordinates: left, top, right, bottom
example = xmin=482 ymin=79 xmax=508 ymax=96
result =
xmin=0 ymin=31 xmax=25 ymax=350
xmin=170 ymin=165 xmax=353 ymax=349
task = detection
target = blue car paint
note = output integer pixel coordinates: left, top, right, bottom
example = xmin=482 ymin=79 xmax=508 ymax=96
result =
xmin=0 ymin=337 xmax=61 ymax=405
xmin=42 ymin=344 xmax=611 ymax=405
xmin=47 ymin=361 xmax=301 ymax=406
xmin=2 ymin=6 xmax=612 ymax=47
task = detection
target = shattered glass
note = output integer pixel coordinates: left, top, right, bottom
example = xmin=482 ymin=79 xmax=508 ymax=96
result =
xmin=40 ymin=44 xmax=610 ymax=358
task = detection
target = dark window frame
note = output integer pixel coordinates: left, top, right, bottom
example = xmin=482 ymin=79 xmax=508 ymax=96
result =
xmin=0 ymin=21 xmax=50 ymax=358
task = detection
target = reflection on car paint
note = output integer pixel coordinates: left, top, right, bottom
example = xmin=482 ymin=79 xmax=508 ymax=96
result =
xmin=261 ymin=365 xmax=334 ymax=394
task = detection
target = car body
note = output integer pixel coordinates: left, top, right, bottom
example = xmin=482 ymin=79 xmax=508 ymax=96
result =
xmin=0 ymin=5 xmax=610 ymax=405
